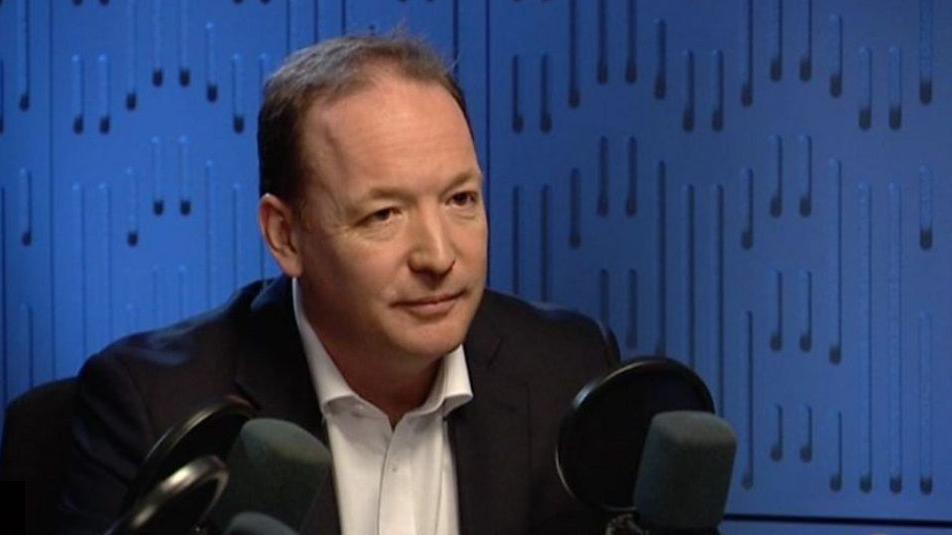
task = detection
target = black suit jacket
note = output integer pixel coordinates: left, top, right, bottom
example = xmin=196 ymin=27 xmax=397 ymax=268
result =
xmin=58 ymin=277 xmax=619 ymax=534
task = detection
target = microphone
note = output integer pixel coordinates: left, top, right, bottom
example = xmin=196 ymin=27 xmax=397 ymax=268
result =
xmin=207 ymin=418 xmax=334 ymax=533
xmin=632 ymin=411 xmax=737 ymax=535
xmin=106 ymin=455 xmax=229 ymax=535
xmin=224 ymin=512 xmax=299 ymax=535
xmin=123 ymin=396 xmax=255 ymax=510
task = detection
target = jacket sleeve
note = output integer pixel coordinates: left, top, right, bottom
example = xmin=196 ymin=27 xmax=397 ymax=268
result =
xmin=57 ymin=352 xmax=156 ymax=535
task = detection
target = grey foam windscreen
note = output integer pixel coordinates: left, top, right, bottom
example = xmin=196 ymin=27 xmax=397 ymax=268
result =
xmin=209 ymin=418 xmax=333 ymax=532
xmin=225 ymin=512 xmax=299 ymax=535
xmin=632 ymin=411 xmax=737 ymax=532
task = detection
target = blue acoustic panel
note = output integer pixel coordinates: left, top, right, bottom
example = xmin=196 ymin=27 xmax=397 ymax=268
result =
xmin=1 ymin=0 xmax=951 ymax=529
xmin=0 ymin=0 xmax=54 ymax=424
xmin=46 ymin=1 xmax=291 ymax=379
xmin=485 ymin=0 xmax=952 ymax=524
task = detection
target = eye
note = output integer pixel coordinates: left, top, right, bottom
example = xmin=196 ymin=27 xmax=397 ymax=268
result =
xmin=449 ymin=191 xmax=479 ymax=207
xmin=363 ymin=207 xmax=398 ymax=225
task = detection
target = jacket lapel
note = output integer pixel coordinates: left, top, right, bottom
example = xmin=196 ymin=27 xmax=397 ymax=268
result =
xmin=232 ymin=276 xmax=340 ymax=535
xmin=453 ymin=295 xmax=531 ymax=535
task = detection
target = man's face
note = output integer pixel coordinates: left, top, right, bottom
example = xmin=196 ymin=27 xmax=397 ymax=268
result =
xmin=292 ymin=70 xmax=487 ymax=370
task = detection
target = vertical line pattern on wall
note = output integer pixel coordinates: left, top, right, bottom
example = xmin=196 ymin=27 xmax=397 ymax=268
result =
xmin=151 ymin=266 xmax=161 ymax=328
xmin=539 ymin=55 xmax=551 ymax=132
xmin=204 ymin=161 xmax=216 ymax=308
xmin=739 ymin=0 xmax=752 ymax=106
xmin=799 ymin=0 xmax=812 ymax=81
xmin=918 ymin=0 xmax=933 ymax=103
xmin=97 ymin=55 xmax=110 ymax=133
xmin=97 ymin=184 xmax=113 ymax=345
xmin=800 ymin=405 xmax=813 ymax=462
xmin=918 ymin=166 xmax=933 ymax=249
xmin=712 ymin=185 xmax=724 ymax=414
xmin=597 ymin=137 xmax=609 ymax=216
xmin=540 ymin=185 xmax=550 ymax=301
xmin=888 ymin=47 xmax=902 ymax=130
xmin=71 ymin=184 xmax=87 ymax=360
xmin=741 ymin=167 xmax=753 ymax=248
xmin=178 ymin=136 xmax=190 ymax=214
xmin=16 ymin=0 xmax=30 ymax=109
xmin=1 ymin=60 xmax=5 ymax=132
xmin=230 ymin=183 xmax=241 ymax=293
xmin=599 ymin=269 xmax=610 ymax=325
xmin=831 ymin=411 xmax=843 ymax=490
xmin=597 ymin=0 xmax=608 ymax=85
xmin=828 ymin=15 xmax=842 ymax=97
xmin=625 ymin=0 xmax=637 ymax=83
xmin=340 ymin=0 xmax=347 ymax=34
xmin=125 ymin=0 xmax=138 ymax=108
xmin=887 ymin=182 xmax=902 ymax=493
xmin=569 ymin=168 xmax=581 ymax=248
xmin=799 ymin=269 xmax=812 ymax=352
xmin=798 ymin=135 xmax=811 ymax=216
xmin=625 ymin=137 xmax=637 ymax=216
xmin=511 ymin=185 xmax=520 ymax=295
xmin=178 ymin=0 xmax=190 ymax=85
xmin=568 ymin=0 xmax=579 ymax=107
xmin=231 ymin=54 xmax=245 ymax=132
xmin=451 ymin=0 xmax=459 ymax=78
xmin=287 ymin=0 xmax=300 ymax=56
xmin=17 ymin=169 xmax=31 ymax=246
xmin=510 ymin=55 xmax=522 ymax=132
xmin=151 ymin=0 xmax=163 ymax=85
xmin=18 ymin=305 xmax=33 ymax=388
xmin=125 ymin=167 xmax=138 ymax=246
xmin=626 ymin=269 xmax=637 ymax=350
xmin=682 ymin=50 xmax=694 ymax=131
xmin=653 ymin=19 xmax=666 ymax=99
xmin=656 ymin=161 xmax=667 ymax=354
xmin=918 ymin=312 xmax=933 ymax=494
xmin=858 ymin=47 xmax=872 ymax=130
xmin=683 ymin=184 xmax=695 ymax=368
xmin=71 ymin=55 xmax=84 ymax=134
xmin=205 ymin=23 xmax=218 ymax=101
xmin=857 ymin=182 xmax=872 ymax=493
xmin=769 ymin=135 xmax=782 ymax=217
xmin=768 ymin=0 xmax=783 ymax=81
xmin=770 ymin=269 xmax=782 ymax=351
xmin=177 ymin=265 xmax=187 ymax=319
xmin=741 ymin=311 xmax=754 ymax=488
xmin=151 ymin=136 xmax=163 ymax=214
xmin=829 ymin=159 xmax=842 ymax=363
xmin=710 ymin=50 xmax=723 ymax=131
xmin=771 ymin=404 xmax=784 ymax=461
xmin=0 ymin=188 xmax=6 ymax=405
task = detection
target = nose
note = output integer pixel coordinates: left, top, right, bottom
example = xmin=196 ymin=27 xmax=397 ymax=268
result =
xmin=407 ymin=208 xmax=455 ymax=278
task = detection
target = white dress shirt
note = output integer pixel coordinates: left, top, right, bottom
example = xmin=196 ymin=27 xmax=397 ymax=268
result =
xmin=292 ymin=279 xmax=473 ymax=535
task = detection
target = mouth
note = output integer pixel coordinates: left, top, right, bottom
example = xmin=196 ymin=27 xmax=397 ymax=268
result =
xmin=396 ymin=290 xmax=465 ymax=317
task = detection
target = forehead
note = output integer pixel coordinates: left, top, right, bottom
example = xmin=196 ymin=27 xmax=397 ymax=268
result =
xmin=299 ymin=70 xmax=477 ymax=193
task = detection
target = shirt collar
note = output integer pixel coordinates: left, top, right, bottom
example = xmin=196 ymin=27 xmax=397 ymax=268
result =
xmin=292 ymin=278 xmax=473 ymax=419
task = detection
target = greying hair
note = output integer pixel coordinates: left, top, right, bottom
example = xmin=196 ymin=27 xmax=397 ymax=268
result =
xmin=257 ymin=33 xmax=469 ymax=207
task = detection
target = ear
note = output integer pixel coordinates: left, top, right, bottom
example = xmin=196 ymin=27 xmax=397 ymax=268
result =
xmin=258 ymin=193 xmax=304 ymax=278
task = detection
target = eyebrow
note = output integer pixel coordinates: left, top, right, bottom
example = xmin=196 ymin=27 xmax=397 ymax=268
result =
xmin=354 ymin=169 xmax=484 ymax=204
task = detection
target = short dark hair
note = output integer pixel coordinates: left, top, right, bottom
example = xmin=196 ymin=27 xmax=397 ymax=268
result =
xmin=257 ymin=33 xmax=469 ymax=207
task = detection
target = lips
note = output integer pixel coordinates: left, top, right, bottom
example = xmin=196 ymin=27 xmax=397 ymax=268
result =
xmin=396 ymin=290 xmax=465 ymax=317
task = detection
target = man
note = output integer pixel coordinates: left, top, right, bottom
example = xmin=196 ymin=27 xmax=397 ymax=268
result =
xmin=59 ymin=34 xmax=618 ymax=534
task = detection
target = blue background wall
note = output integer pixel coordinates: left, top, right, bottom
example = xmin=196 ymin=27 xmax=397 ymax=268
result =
xmin=1 ymin=1 xmax=950 ymax=533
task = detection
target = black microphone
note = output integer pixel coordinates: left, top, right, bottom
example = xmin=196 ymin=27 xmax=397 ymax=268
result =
xmin=106 ymin=455 xmax=229 ymax=535
xmin=123 ymin=396 xmax=255 ymax=511
xmin=224 ymin=512 xmax=299 ymax=535
xmin=207 ymin=418 xmax=334 ymax=533
xmin=632 ymin=411 xmax=737 ymax=535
